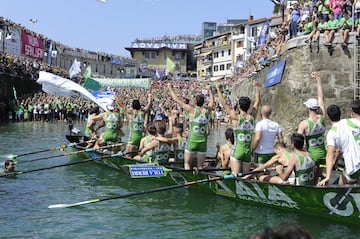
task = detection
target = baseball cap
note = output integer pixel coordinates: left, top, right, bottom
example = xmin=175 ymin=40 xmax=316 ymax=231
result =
xmin=303 ymin=98 xmax=319 ymax=109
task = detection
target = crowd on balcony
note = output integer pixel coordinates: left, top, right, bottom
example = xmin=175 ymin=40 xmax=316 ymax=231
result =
xmin=135 ymin=35 xmax=202 ymax=43
xmin=236 ymin=0 xmax=359 ymax=79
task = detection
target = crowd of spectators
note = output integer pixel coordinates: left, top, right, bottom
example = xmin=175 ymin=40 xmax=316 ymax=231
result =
xmin=1 ymin=0 xmax=360 ymax=124
xmin=238 ymin=0 xmax=360 ymax=79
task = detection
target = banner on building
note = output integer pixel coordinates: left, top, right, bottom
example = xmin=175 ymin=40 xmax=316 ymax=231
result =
xmin=21 ymin=31 xmax=44 ymax=59
xmin=257 ymin=20 xmax=269 ymax=48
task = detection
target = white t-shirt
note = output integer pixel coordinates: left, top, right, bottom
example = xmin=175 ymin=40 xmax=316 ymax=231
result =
xmin=329 ymin=119 xmax=360 ymax=175
xmin=254 ymin=119 xmax=281 ymax=154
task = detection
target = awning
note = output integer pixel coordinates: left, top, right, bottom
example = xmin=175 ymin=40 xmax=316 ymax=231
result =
xmin=197 ymin=51 xmax=212 ymax=57
xmin=209 ymin=76 xmax=225 ymax=81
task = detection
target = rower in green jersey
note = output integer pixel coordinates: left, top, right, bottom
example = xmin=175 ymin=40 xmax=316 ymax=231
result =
xmin=276 ymin=133 xmax=316 ymax=186
xmin=247 ymin=142 xmax=292 ymax=183
xmin=89 ymin=102 xmax=124 ymax=152
xmin=115 ymin=93 xmax=152 ymax=155
xmin=216 ymin=80 xmax=260 ymax=175
xmin=168 ymin=83 xmax=214 ymax=169
xmin=138 ymin=122 xmax=174 ymax=163
xmin=298 ymin=72 xmax=326 ymax=179
xmin=84 ymin=106 xmax=100 ymax=138
xmin=134 ymin=124 xmax=157 ymax=162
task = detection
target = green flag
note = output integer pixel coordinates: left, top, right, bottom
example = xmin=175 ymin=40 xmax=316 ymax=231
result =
xmin=83 ymin=65 xmax=92 ymax=80
xmin=83 ymin=78 xmax=101 ymax=91
xmin=166 ymin=57 xmax=175 ymax=72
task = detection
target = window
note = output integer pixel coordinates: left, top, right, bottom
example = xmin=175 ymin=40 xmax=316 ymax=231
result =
xmin=214 ymin=52 xmax=219 ymax=58
xmin=151 ymin=52 xmax=156 ymax=59
xmin=228 ymin=49 xmax=231 ymax=56
xmin=220 ymin=64 xmax=225 ymax=71
xmin=145 ymin=52 xmax=150 ymax=59
xmin=214 ymin=65 xmax=219 ymax=72
xmin=221 ymin=51 xmax=224 ymax=57
xmin=226 ymin=63 xmax=231 ymax=70
xmin=237 ymin=41 xmax=244 ymax=48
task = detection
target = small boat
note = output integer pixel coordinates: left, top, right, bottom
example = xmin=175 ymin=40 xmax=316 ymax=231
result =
xmin=64 ymin=134 xmax=360 ymax=225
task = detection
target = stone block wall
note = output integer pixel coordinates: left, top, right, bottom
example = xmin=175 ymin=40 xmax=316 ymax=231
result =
xmin=232 ymin=33 xmax=356 ymax=142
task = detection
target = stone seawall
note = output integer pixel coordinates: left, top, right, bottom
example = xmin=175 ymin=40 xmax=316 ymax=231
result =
xmin=232 ymin=33 xmax=356 ymax=141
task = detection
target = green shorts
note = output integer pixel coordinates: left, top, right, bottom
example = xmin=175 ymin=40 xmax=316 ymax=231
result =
xmin=185 ymin=141 xmax=207 ymax=153
xmin=102 ymin=131 xmax=118 ymax=143
xmin=256 ymin=153 xmax=275 ymax=164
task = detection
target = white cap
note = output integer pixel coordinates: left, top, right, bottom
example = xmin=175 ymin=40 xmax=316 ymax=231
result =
xmin=303 ymin=98 xmax=319 ymax=109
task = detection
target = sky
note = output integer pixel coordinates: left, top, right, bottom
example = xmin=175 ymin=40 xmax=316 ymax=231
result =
xmin=1 ymin=0 xmax=275 ymax=57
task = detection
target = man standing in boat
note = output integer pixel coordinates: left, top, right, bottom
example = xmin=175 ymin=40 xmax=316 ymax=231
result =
xmin=115 ymin=94 xmax=152 ymax=155
xmin=89 ymin=101 xmax=123 ymax=150
xmin=167 ymin=83 xmax=214 ymax=170
xmin=252 ymin=104 xmax=283 ymax=165
xmin=297 ymin=72 xmax=326 ymax=180
xmin=318 ymin=101 xmax=360 ymax=185
xmin=216 ymin=80 xmax=260 ymax=175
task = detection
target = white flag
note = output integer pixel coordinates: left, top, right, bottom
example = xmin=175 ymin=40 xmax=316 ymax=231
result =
xmin=68 ymin=59 xmax=81 ymax=79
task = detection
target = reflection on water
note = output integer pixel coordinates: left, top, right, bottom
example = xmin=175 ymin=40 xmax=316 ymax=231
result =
xmin=0 ymin=122 xmax=359 ymax=239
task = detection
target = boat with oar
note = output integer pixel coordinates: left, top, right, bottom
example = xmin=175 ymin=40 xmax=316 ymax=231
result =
xmin=64 ymin=134 xmax=360 ymax=225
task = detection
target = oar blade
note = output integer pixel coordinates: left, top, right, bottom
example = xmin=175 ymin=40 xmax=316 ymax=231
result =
xmin=0 ymin=154 xmax=17 ymax=159
xmin=48 ymin=199 xmax=100 ymax=208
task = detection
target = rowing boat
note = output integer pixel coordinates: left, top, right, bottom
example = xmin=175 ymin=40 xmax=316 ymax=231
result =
xmin=64 ymin=134 xmax=360 ymax=225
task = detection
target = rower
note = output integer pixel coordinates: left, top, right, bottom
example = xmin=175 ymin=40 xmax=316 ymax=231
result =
xmin=138 ymin=122 xmax=176 ymax=164
xmin=89 ymin=102 xmax=124 ymax=152
xmin=115 ymin=94 xmax=152 ymax=156
xmin=134 ymin=124 xmax=157 ymax=162
xmin=216 ymin=81 xmax=260 ymax=175
xmin=246 ymin=142 xmax=291 ymax=183
xmin=216 ymin=128 xmax=234 ymax=169
xmin=168 ymin=83 xmax=214 ymax=170
xmin=275 ymin=133 xmax=316 ymax=186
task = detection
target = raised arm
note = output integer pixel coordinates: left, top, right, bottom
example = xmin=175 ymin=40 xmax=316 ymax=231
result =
xmin=143 ymin=93 xmax=152 ymax=113
xmin=311 ymin=71 xmax=325 ymax=116
xmin=216 ymin=83 xmax=237 ymax=119
xmin=115 ymin=94 xmax=131 ymax=115
xmin=250 ymin=80 xmax=260 ymax=119
xmin=206 ymin=85 xmax=215 ymax=110
xmin=167 ymin=83 xmax=193 ymax=113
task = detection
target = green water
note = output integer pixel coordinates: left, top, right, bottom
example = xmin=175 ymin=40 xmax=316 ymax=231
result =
xmin=0 ymin=122 xmax=359 ymax=239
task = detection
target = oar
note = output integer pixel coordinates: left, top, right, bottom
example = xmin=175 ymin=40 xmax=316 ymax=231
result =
xmin=15 ymin=143 xmax=123 ymax=164
xmin=48 ymin=169 xmax=268 ymax=208
xmin=1 ymin=141 xmax=94 ymax=159
xmin=0 ymin=150 xmax=131 ymax=178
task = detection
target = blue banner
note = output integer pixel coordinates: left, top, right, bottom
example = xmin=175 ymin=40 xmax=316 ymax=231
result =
xmin=257 ymin=20 xmax=269 ymax=47
xmin=110 ymin=57 xmax=121 ymax=65
xmin=264 ymin=60 xmax=286 ymax=88
xmin=129 ymin=165 xmax=165 ymax=178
